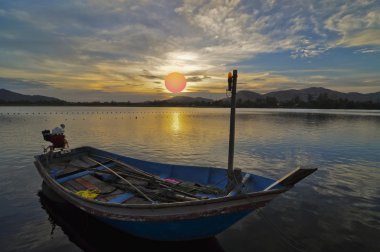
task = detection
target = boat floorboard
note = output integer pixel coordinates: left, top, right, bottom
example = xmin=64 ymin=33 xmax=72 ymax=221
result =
xmin=46 ymin=153 xmax=227 ymax=205
xmin=62 ymin=180 xmax=86 ymax=191
xmin=81 ymin=174 xmax=116 ymax=191
xmin=97 ymin=189 xmax=125 ymax=202
xmin=58 ymin=166 xmax=141 ymax=204
xmin=76 ymin=177 xmax=99 ymax=191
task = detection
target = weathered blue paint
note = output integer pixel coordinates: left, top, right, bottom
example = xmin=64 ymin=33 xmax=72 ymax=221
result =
xmin=56 ymin=170 xmax=94 ymax=183
xmin=50 ymin=167 xmax=64 ymax=178
xmin=98 ymin=209 xmax=252 ymax=241
xmin=108 ymin=192 xmax=135 ymax=203
xmin=55 ymin=163 xmax=115 ymax=183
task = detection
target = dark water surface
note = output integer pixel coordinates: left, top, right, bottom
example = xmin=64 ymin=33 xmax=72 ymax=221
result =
xmin=0 ymin=107 xmax=379 ymax=252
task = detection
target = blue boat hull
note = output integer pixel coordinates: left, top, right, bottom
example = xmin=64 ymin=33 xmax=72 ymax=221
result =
xmin=34 ymin=146 xmax=313 ymax=241
xmin=98 ymin=210 xmax=252 ymax=241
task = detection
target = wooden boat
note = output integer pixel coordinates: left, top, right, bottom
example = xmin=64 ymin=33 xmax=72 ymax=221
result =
xmin=34 ymin=146 xmax=316 ymax=241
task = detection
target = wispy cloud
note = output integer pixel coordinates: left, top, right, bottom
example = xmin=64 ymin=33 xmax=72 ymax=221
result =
xmin=325 ymin=2 xmax=380 ymax=47
xmin=0 ymin=77 xmax=50 ymax=90
xmin=356 ymin=48 xmax=380 ymax=54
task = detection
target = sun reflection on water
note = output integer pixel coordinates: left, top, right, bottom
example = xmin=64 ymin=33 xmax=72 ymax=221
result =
xmin=171 ymin=112 xmax=181 ymax=132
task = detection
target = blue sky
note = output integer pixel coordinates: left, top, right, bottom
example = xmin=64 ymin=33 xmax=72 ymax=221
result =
xmin=0 ymin=0 xmax=379 ymax=102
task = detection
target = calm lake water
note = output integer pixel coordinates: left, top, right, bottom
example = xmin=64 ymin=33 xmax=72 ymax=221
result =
xmin=0 ymin=107 xmax=379 ymax=252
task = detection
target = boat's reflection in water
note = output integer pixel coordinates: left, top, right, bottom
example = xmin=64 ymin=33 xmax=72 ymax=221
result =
xmin=38 ymin=183 xmax=225 ymax=252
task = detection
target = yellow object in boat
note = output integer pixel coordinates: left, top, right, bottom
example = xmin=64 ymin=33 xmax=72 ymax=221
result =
xmin=75 ymin=189 xmax=100 ymax=199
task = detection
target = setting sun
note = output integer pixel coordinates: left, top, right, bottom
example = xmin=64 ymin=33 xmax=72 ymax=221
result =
xmin=164 ymin=72 xmax=187 ymax=93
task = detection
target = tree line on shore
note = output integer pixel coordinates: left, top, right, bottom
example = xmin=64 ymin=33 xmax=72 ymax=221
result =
xmin=1 ymin=93 xmax=380 ymax=109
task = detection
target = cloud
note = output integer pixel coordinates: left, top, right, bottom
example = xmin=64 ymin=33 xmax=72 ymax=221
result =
xmin=356 ymin=48 xmax=380 ymax=54
xmin=187 ymin=76 xmax=203 ymax=82
xmin=140 ymin=70 xmax=160 ymax=80
xmin=187 ymin=75 xmax=210 ymax=82
xmin=0 ymin=77 xmax=50 ymax=90
xmin=340 ymin=29 xmax=380 ymax=47
xmin=325 ymin=4 xmax=380 ymax=47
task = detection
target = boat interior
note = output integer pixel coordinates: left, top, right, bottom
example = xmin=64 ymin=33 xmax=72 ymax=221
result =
xmin=36 ymin=147 xmax=279 ymax=205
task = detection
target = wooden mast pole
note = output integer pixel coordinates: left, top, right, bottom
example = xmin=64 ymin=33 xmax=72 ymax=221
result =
xmin=227 ymin=69 xmax=240 ymax=190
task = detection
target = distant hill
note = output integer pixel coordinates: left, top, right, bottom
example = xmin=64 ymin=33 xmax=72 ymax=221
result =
xmin=235 ymin=90 xmax=262 ymax=101
xmin=142 ymin=95 xmax=214 ymax=107
xmin=165 ymin=96 xmax=213 ymax=104
xmin=0 ymin=89 xmax=65 ymax=103
xmin=229 ymin=87 xmax=380 ymax=103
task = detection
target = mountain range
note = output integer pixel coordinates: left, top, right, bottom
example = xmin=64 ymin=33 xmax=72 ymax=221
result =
xmin=163 ymin=96 xmax=213 ymax=104
xmin=1 ymin=87 xmax=380 ymax=104
xmin=229 ymin=87 xmax=380 ymax=103
xmin=0 ymin=89 xmax=64 ymax=103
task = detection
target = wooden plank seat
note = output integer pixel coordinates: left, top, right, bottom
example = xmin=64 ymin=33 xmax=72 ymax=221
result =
xmin=55 ymin=162 xmax=116 ymax=183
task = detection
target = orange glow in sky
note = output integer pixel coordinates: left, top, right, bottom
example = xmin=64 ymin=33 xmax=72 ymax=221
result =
xmin=164 ymin=72 xmax=187 ymax=93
